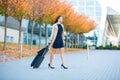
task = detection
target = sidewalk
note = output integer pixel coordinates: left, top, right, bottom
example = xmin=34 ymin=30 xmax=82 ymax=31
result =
xmin=0 ymin=50 xmax=120 ymax=80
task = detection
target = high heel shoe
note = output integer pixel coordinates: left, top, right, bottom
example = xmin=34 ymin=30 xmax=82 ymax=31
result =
xmin=61 ymin=64 xmax=68 ymax=69
xmin=48 ymin=64 xmax=55 ymax=69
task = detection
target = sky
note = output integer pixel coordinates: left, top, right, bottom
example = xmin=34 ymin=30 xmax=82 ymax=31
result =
xmin=97 ymin=0 xmax=120 ymax=13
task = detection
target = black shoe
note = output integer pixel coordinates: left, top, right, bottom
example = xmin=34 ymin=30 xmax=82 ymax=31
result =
xmin=61 ymin=64 xmax=68 ymax=69
xmin=48 ymin=64 xmax=55 ymax=69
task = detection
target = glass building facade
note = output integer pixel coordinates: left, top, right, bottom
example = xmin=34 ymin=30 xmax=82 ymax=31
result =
xmin=67 ymin=0 xmax=102 ymax=45
xmin=67 ymin=0 xmax=120 ymax=46
xmin=67 ymin=0 xmax=101 ymax=24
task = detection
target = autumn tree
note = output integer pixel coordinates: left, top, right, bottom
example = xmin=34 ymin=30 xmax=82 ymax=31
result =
xmin=27 ymin=0 xmax=39 ymax=50
xmin=0 ymin=0 xmax=16 ymax=50
xmin=0 ymin=0 xmax=96 ymax=50
xmin=12 ymin=0 xmax=29 ymax=58
xmin=42 ymin=0 xmax=61 ymax=46
xmin=62 ymin=4 xmax=76 ymax=48
xmin=61 ymin=7 xmax=96 ymax=48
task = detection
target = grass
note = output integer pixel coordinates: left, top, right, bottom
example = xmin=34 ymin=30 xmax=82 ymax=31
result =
xmin=0 ymin=42 xmax=39 ymax=58
xmin=0 ymin=42 xmax=84 ymax=60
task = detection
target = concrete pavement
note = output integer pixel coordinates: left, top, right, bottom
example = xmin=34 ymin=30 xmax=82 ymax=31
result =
xmin=0 ymin=50 xmax=120 ymax=80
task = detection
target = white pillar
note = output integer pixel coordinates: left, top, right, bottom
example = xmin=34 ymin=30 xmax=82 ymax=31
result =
xmin=97 ymin=3 xmax=107 ymax=47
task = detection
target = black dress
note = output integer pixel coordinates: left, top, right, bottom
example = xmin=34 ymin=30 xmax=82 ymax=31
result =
xmin=52 ymin=24 xmax=64 ymax=48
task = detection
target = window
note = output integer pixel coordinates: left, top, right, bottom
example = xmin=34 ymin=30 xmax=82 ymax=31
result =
xmin=10 ymin=36 xmax=14 ymax=42
xmin=6 ymin=36 xmax=14 ymax=42
xmin=95 ymin=1 xmax=100 ymax=7
xmin=95 ymin=7 xmax=101 ymax=11
xmin=71 ymin=1 xmax=77 ymax=6
xmin=96 ymin=17 xmax=101 ymax=23
xmin=86 ymin=7 xmax=94 ymax=16
xmin=86 ymin=1 xmax=94 ymax=6
xmin=79 ymin=7 xmax=85 ymax=14
xmin=6 ymin=36 xmax=9 ymax=42
xmin=95 ymin=11 xmax=101 ymax=16
xmin=78 ymin=1 xmax=85 ymax=6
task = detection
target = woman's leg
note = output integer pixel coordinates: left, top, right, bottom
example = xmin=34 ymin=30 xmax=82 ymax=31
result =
xmin=60 ymin=48 xmax=68 ymax=69
xmin=49 ymin=48 xmax=56 ymax=65
xmin=60 ymin=48 xmax=65 ymax=65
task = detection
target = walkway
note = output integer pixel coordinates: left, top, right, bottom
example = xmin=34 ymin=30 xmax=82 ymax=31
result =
xmin=0 ymin=50 xmax=120 ymax=80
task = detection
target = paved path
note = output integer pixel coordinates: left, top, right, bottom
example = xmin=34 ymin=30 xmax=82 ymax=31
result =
xmin=0 ymin=50 xmax=120 ymax=80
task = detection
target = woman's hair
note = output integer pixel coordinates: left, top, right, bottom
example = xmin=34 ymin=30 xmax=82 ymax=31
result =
xmin=54 ymin=16 xmax=62 ymax=23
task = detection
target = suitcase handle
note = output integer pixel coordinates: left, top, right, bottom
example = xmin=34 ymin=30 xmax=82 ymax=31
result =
xmin=41 ymin=43 xmax=50 ymax=57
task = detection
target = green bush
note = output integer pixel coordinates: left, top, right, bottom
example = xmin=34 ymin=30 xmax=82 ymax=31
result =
xmin=96 ymin=46 xmax=104 ymax=49
xmin=96 ymin=45 xmax=120 ymax=50
xmin=104 ymin=45 xmax=110 ymax=49
xmin=83 ymin=46 xmax=87 ymax=49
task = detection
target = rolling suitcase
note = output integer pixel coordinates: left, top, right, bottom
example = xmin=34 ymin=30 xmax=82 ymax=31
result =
xmin=31 ymin=45 xmax=49 ymax=68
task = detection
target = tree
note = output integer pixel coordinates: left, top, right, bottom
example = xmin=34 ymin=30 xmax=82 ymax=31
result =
xmin=12 ymin=0 xmax=29 ymax=58
xmin=0 ymin=0 xmax=96 ymax=50
xmin=41 ymin=0 xmax=61 ymax=46
xmin=35 ymin=0 xmax=52 ymax=48
xmin=62 ymin=4 xmax=75 ymax=48
xmin=36 ymin=17 xmax=43 ymax=48
xmin=28 ymin=0 xmax=54 ymax=48
xmin=28 ymin=0 xmax=39 ymax=50
xmin=0 ymin=0 xmax=16 ymax=50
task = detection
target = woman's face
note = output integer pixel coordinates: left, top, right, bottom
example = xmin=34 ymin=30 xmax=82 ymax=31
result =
xmin=58 ymin=16 xmax=63 ymax=23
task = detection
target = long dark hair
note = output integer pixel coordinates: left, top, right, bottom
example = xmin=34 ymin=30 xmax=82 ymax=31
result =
xmin=54 ymin=16 xmax=62 ymax=23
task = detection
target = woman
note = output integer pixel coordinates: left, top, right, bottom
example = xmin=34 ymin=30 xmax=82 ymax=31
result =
xmin=48 ymin=16 xmax=68 ymax=69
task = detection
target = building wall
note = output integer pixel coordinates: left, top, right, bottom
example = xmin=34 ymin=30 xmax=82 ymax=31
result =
xmin=0 ymin=26 xmax=23 ymax=43
xmin=67 ymin=0 xmax=102 ymax=46
xmin=96 ymin=5 xmax=107 ymax=46
xmin=102 ymin=16 xmax=120 ymax=46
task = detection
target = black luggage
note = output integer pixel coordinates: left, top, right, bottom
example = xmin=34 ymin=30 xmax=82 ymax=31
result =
xmin=31 ymin=45 xmax=49 ymax=68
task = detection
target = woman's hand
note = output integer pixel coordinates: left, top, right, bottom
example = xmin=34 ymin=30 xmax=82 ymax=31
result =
xmin=48 ymin=41 xmax=52 ymax=49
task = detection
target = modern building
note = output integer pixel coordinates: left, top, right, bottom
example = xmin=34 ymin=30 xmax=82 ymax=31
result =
xmin=24 ymin=21 xmax=52 ymax=46
xmin=66 ymin=0 xmax=102 ymax=46
xmin=1 ymin=0 xmax=119 ymax=47
xmin=66 ymin=0 xmax=120 ymax=47
xmin=0 ymin=16 xmax=24 ymax=43
xmin=0 ymin=15 xmax=52 ymax=46
xmin=101 ymin=7 xmax=120 ymax=46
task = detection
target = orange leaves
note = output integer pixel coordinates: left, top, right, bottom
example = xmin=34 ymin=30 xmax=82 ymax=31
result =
xmin=43 ymin=0 xmax=63 ymax=24
xmin=0 ymin=0 xmax=96 ymax=34
xmin=12 ymin=0 xmax=28 ymax=19
xmin=63 ymin=12 xmax=96 ymax=34
xmin=0 ymin=43 xmax=39 ymax=59
xmin=43 ymin=1 xmax=96 ymax=34
xmin=0 ymin=0 xmax=16 ymax=15
xmin=27 ymin=0 xmax=56 ymax=21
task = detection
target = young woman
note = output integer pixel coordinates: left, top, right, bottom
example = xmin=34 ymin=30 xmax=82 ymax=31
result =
xmin=48 ymin=16 xmax=68 ymax=69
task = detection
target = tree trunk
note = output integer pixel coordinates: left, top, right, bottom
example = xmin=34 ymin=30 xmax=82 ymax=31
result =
xmin=18 ymin=19 xmax=22 ymax=50
xmin=65 ymin=32 xmax=68 ymax=48
xmin=75 ymin=34 xmax=77 ymax=48
xmin=45 ymin=23 xmax=48 ymax=46
xmin=75 ymin=34 xmax=78 ymax=48
xmin=77 ymin=34 xmax=78 ymax=48
xmin=74 ymin=34 xmax=76 ymax=48
xmin=79 ymin=34 xmax=81 ymax=48
xmin=18 ymin=18 xmax=22 ymax=58
xmin=72 ymin=34 xmax=74 ymax=48
xmin=79 ymin=33 xmax=83 ymax=48
xmin=3 ymin=14 xmax=8 ymax=50
xmin=30 ymin=20 xmax=34 ymax=50
xmin=81 ymin=34 xmax=84 ymax=48
xmin=39 ymin=24 xmax=42 ymax=49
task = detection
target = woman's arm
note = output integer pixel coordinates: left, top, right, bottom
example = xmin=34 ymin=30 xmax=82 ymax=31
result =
xmin=49 ymin=24 xmax=58 ymax=48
